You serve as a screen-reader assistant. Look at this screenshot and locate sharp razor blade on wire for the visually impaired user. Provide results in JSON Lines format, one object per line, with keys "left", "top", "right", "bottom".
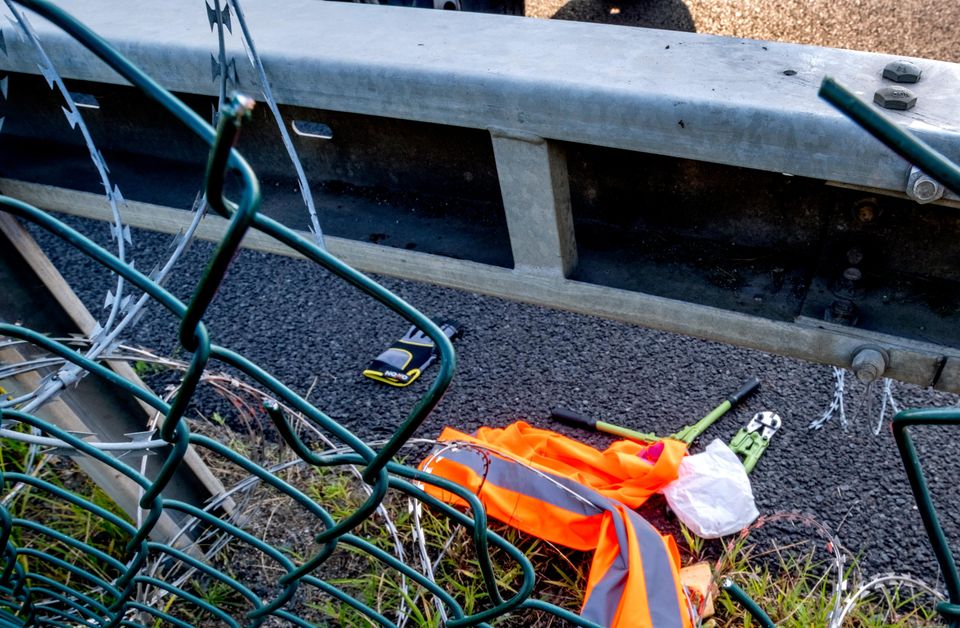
{"left": 5, "top": 426, "right": 166, "bottom": 459}
{"left": 809, "top": 366, "right": 847, "bottom": 430}
{"left": 206, "top": 0, "right": 232, "bottom": 32}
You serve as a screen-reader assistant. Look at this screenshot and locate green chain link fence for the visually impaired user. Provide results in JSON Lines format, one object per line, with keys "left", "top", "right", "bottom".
{"left": 0, "top": 2, "right": 605, "bottom": 625}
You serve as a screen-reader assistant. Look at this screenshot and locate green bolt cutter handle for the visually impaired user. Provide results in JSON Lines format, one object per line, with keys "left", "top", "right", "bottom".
{"left": 673, "top": 377, "right": 761, "bottom": 444}
{"left": 551, "top": 377, "right": 760, "bottom": 445}
{"left": 729, "top": 411, "right": 781, "bottom": 473}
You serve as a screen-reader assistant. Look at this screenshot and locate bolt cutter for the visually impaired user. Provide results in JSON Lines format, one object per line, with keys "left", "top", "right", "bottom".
{"left": 728, "top": 411, "right": 781, "bottom": 473}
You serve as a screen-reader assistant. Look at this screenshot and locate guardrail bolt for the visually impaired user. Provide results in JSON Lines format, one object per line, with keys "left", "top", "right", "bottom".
{"left": 874, "top": 86, "right": 917, "bottom": 110}
{"left": 851, "top": 346, "right": 889, "bottom": 383}
{"left": 827, "top": 298, "right": 858, "bottom": 325}
{"left": 854, "top": 198, "right": 878, "bottom": 223}
{"left": 846, "top": 247, "right": 864, "bottom": 265}
{"left": 906, "top": 166, "right": 944, "bottom": 204}
{"left": 882, "top": 60, "right": 922, "bottom": 83}
{"left": 834, "top": 266, "right": 864, "bottom": 299}
{"left": 842, "top": 266, "right": 861, "bottom": 283}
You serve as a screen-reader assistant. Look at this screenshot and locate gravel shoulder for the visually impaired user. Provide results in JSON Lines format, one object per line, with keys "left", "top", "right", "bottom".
{"left": 528, "top": 0, "right": 960, "bottom": 63}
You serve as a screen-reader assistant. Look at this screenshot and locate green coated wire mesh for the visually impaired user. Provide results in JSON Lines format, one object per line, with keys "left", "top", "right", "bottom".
{"left": 2, "top": 3, "right": 960, "bottom": 627}
{"left": 0, "top": 2, "right": 602, "bottom": 625}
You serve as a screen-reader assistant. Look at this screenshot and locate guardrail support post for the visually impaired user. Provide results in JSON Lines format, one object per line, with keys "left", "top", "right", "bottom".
{"left": 490, "top": 129, "right": 577, "bottom": 277}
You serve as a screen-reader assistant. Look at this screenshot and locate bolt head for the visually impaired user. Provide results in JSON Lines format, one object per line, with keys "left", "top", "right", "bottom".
{"left": 827, "top": 299, "right": 858, "bottom": 325}
{"left": 854, "top": 362, "right": 881, "bottom": 383}
{"left": 914, "top": 178, "right": 939, "bottom": 201}
{"left": 852, "top": 347, "right": 888, "bottom": 383}
{"left": 874, "top": 86, "right": 917, "bottom": 110}
{"left": 906, "top": 167, "right": 944, "bottom": 204}
{"left": 842, "top": 267, "right": 862, "bottom": 282}
{"left": 882, "top": 60, "right": 922, "bottom": 83}
{"left": 854, "top": 199, "right": 878, "bottom": 222}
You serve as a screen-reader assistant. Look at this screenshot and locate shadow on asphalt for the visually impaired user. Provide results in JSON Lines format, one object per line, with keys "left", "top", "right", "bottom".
{"left": 552, "top": 0, "right": 695, "bottom": 31}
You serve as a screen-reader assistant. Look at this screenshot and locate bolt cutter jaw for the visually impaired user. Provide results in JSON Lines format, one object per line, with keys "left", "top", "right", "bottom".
{"left": 746, "top": 411, "right": 781, "bottom": 440}
{"left": 730, "top": 411, "right": 782, "bottom": 473}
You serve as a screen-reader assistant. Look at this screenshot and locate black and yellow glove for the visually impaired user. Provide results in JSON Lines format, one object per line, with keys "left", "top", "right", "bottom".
{"left": 363, "top": 321, "right": 460, "bottom": 387}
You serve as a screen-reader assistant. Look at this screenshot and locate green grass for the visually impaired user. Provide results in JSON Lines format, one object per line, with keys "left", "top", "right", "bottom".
{"left": 0, "top": 425, "right": 132, "bottom": 610}
{"left": 132, "top": 359, "right": 164, "bottom": 378}
{"left": 289, "top": 464, "right": 589, "bottom": 626}
{"left": 1, "top": 423, "right": 948, "bottom": 626}
{"left": 0, "top": 356, "right": 949, "bottom": 626}
{"left": 713, "top": 525, "right": 942, "bottom": 628}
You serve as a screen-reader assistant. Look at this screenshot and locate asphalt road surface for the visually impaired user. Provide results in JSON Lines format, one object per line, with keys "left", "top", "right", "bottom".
{"left": 28, "top": 214, "right": 960, "bottom": 589}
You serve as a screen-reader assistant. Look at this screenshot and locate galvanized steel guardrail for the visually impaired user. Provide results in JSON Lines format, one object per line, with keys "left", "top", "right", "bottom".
{"left": 0, "top": 0, "right": 960, "bottom": 391}
{"left": 3, "top": 1, "right": 960, "bottom": 391}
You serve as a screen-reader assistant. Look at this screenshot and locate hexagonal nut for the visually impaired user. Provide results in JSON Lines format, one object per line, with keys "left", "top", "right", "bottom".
{"left": 852, "top": 347, "right": 887, "bottom": 383}
{"left": 882, "top": 60, "right": 922, "bottom": 83}
{"left": 874, "top": 86, "right": 917, "bottom": 110}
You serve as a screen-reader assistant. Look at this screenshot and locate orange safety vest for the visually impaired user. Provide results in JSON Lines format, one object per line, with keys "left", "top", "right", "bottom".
{"left": 419, "top": 421, "right": 691, "bottom": 628}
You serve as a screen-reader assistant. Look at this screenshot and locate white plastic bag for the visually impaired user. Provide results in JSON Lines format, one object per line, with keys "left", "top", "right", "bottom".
{"left": 662, "top": 439, "right": 759, "bottom": 539}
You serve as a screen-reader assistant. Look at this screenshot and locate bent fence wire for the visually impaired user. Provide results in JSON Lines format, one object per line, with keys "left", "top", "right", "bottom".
{"left": 0, "top": 1, "right": 601, "bottom": 625}
{"left": 1, "top": 2, "right": 959, "bottom": 626}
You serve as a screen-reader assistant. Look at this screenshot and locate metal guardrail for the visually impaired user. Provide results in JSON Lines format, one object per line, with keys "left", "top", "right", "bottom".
{"left": 6, "top": 0, "right": 960, "bottom": 195}
{"left": 3, "top": 1, "right": 960, "bottom": 391}
{"left": 0, "top": 2, "right": 600, "bottom": 625}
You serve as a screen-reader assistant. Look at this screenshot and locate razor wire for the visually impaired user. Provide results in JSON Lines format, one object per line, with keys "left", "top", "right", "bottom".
{"left": 874, "top": 378, "right": 900, "bottom": 436}
{"left": 720, "top": 511, "right": 850, "bottom": 625}
{"left": 0, "top": 1, "right": 601, "bottom": 625}
{"left": 206, "top": 0, "right": 327, "bottom": 249}
{"left": 809, "top": 365, "right": 901, "bottom": 435}
{"left": 1, "top": 0, "right": 129, "bottom": 484}
{"left": 809, "top": 366, "right": 847, "bottom": 430}
{"left": 0, "top": 0, "right": 225, "bottom": 533}
{"left": 719, "top": 510, "right": 950, "bottom": 627}
{"left": 0, "top": 0, "right": 217, "bottom": 471}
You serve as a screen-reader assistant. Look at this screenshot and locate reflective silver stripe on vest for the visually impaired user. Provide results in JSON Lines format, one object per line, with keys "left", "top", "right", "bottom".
{"left": 581, "top": 507, "right": 684, "bottom": 627}
{"left": 437, "top": 446, "right": 685, "bottom": 627}
{"left": 440, "top": 447, "right": 605, "bottom": 517}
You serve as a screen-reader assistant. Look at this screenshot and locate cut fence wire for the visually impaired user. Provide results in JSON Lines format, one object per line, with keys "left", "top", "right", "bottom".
{"left": 0, "top": 1, "right": 595, "bottom": 625}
